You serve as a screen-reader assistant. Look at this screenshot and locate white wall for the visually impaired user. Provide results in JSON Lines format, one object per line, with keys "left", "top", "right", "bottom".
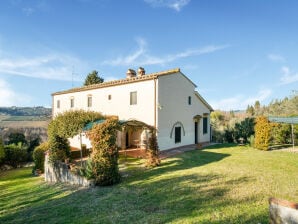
{"left": 52, "top": 73, "right": 211, "bottom": 151}
{"left": 53, "top": 80, "right": 155, "bottom": 126}
{"left": 157, "top": 72, "right": 211, "bottom": 150}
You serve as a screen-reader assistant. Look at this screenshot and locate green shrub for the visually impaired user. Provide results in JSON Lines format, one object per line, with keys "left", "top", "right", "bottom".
{"left": 87, "top": 118, "right": 121, "bottom": 186}
{"left": 48, "top": 135, "right": 70, "bottom": 163}
{"left": 78, "top": 158, "right": 94, "bottom": 179}
{"left": 32, "top": 142, "right": 49, "bottom": 173}
{"left": 4, "top": 143, "right": 28, "bottom": 168}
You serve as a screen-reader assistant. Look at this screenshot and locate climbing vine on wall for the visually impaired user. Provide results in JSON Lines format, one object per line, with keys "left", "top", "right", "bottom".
{"left": 47, "top": 110, "right": 104, "bottom": 163}
{"left": 48, "top": 110, "right": 105, "bottom": 139}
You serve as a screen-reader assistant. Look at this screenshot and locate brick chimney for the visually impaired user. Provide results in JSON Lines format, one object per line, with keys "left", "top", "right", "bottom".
{"left": 137, "top": 67, "right": 145, "bottom": 77}
{"left": 126, "top": 69, "right": 136, "bottom": 78}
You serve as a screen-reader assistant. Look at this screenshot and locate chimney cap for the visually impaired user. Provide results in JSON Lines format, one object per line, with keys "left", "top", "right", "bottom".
{"left": 137, "top": 67, "right": 145, "bottom": 76}
{"left": 126, "top": 68, "right": 136, "bottom": 78}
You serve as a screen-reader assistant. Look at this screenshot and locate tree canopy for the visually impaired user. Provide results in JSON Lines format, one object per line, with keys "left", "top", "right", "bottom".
{"left": 84, "top": 70, "right": 104, "bottom": 86}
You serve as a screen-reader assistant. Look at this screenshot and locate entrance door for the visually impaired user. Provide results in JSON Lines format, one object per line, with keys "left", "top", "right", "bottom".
{"left": 194, "top": 122, "right": 198, "bottom": 144}
{"left": 126, "top": 132, "right": 129, "bottom": 148}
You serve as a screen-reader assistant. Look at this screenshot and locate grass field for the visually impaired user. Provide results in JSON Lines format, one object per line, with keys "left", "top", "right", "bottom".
{"left": 0, "top": 115, "right": 50, "bottom": 128}
{"left": 1, "top": 144, "right": 297, "bottom": 223}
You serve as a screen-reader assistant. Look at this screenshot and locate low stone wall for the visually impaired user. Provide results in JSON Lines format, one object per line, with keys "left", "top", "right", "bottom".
{"left": 44, "top": 154, "right": 95, "bottom": 188}
{"left": 269, "top": 197, "right": 298, "bottom": 224}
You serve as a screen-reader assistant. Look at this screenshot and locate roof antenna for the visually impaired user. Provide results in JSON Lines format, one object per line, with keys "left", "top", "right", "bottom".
{"left": 72, "top": 66, "right": 79, "bottom": 87}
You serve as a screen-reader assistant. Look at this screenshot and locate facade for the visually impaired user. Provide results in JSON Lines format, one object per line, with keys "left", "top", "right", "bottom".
{"left": 52, "top": 68, "right": 213, "bottom": 151}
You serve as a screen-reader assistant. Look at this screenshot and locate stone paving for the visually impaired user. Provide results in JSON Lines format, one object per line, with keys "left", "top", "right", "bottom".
{"left": 119, "top": 143, "right": 212, "bottom": 160}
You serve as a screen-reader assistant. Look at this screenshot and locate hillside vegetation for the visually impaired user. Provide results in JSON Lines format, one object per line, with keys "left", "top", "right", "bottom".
{"left": 211, "top": 94, "right": 298, "bottom": 144}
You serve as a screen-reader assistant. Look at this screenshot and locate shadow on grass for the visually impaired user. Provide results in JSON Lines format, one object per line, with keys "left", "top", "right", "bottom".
{"left": 0, "top": 150, "right": 268, "bottom": 224}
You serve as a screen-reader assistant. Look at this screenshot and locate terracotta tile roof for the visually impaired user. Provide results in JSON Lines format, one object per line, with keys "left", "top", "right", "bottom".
{"left": 52, "top": 68, "right": 181, "bottom": 96}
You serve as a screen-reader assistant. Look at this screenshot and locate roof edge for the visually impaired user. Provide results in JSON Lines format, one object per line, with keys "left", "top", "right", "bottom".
{"left": 52, "top": 68, "right": 181, "bottom": 96}
{"left": 194, "top": 91, "right": 214, "bottom": 112}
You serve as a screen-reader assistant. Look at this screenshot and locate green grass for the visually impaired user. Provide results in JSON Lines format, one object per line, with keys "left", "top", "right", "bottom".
{"left": 1, "top": 144, "right": 298, "bottom": 223}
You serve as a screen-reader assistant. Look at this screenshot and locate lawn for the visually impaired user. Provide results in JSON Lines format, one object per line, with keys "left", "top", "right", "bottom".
{"left": 1, "top": 144, "right": 297, "bottom": 223}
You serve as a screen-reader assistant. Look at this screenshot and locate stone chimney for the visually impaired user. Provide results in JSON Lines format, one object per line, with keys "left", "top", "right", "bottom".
{"left": 126, "top": 69, "right": 136, "bottom": 78}
{"left": 137, "top": 67, "right": 145, "bottom": 77}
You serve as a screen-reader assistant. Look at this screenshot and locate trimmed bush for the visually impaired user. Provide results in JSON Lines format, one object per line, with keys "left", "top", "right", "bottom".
{"left": 48, "top": 135, "right": 70, "bottom": 163}
{"left": 87, "top": 118, "right": 121, "bottom": 186}
{"left": 4, "top": 143, "right": 28, "bottom": 168}
{"left": 33, "top": 142, "right": 49, "bottom": 173}
{"left": 254, "top": 116, "right": 271, "bottom": 150}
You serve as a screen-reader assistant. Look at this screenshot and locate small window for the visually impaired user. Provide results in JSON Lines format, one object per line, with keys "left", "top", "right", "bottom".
{"left": 188, "top": 96, "right": 191, "bottom": 105}
{"left": 70, "top": 98, "right": 74, "bottom": 108}
{"left": 57, "top": 100, "right": 60, "bottom": 109}
{"left": 175, "top": 126, "right": 181, "bottom": 143}
{"left": 130, "top": 91, "right": 137, "bottom": 105}
{"left": 87, "top": 95, "right": 92, "bottom": 107}
{"left": 108, "top": 95, "right": 112, "bottom": 100}
{"left": 203, "top": 117, "right": 208, "bottom": 134}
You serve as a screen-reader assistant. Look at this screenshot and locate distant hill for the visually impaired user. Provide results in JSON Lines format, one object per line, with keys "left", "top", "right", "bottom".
{"left": 0, "top": 106, "right": 51, "bottom": 117}
{"left": 0, "top": 107, "right": 51, "bottom": 143}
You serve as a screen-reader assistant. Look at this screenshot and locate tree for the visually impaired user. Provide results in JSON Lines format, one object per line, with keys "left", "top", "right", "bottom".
{"left": 254, "top": 101, "right": 261, "bottom": 115}
{"left": 146, "top": 130, "right": 160, "bottom": 167}
{"left": 246, "top": 105, "right": 255, "bottom": 116}
{"left": 233, "top": 117, "right": 255, "bottom": 143}
{"left": 4, "top": 143, "right": 28, "bottom": 168}
{"left": 254, "top": 116, "right": 271, "bottom": 150}
{"left": 84, "top": 70, "right": 104, "bottom": 86}
{"left": 8, "top": 132, "right": 27, "bottom": 145}
{"left": 0, "top": 138, "right": 5, "bottom": 164}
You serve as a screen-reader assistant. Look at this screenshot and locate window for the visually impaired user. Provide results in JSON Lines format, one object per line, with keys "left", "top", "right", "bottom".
{"left": 57, "top": 100, "right": 60, "bottom": 109}
{"left": 188, "top": 96, "right": 192, "bottom": 105}
{"left": 108, "top": 94, "right": 112, "bottom": 100}
{"left": 130, "top": 91, "right": 137, "bottom": 105}
{"left": 203, "top": 117, "right": 208, "bottom": 134}
{"left": 87, "top": 95, "right": 92, "bottom": 107}
{"left": 70, "top": 98, "right": 74, "bottom": 108}
{"left": 175, "top": 126, "right": 181, "bottom": 143}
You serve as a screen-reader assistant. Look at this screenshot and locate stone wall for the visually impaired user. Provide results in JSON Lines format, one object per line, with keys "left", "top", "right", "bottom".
{"left": 44, "top": 153, "right": 94, "bottom": 188}
{"left": 269, "top": 197, "right": 298, "bottom": 224}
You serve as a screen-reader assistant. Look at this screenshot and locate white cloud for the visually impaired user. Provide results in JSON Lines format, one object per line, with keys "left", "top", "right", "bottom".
{"left": 268, "top": 53, "right": 285, "bottom": 62}
{"left": 9, "top": 0, "right": 49, "bottom": 16}
{"left": 103, "top": 38, "right": 229, "bottom": 66}
{"left": 280, "top": 66, "right": 298, "bottom": 85}
{"left": 211, "top": 89, "right": 272, "bottom": 111}
{"left": 22, "top": 7, "right": 35, "bottom": 16}
{"left": 0, "top": 52, "right": 87, "bottom": 81}
{"left": 0, "top": 79, "right": 31, "bottom": 106}
{"left": 144, "top": 0, "right": 191, "bottom": 12}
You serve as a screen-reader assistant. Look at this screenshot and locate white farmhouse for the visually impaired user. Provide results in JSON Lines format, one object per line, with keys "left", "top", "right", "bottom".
{"left": 52, "top": 68, "right": 213, "bottom": 151}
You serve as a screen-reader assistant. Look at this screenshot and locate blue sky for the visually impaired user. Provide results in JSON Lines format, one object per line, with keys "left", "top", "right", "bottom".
{"left": 0, "top": 0, "right": 297, "bottom": 110}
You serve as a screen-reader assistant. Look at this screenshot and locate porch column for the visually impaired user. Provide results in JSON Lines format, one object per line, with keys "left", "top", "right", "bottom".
{"left": 121, "top": 126, "right": 126, "bottom": 150}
